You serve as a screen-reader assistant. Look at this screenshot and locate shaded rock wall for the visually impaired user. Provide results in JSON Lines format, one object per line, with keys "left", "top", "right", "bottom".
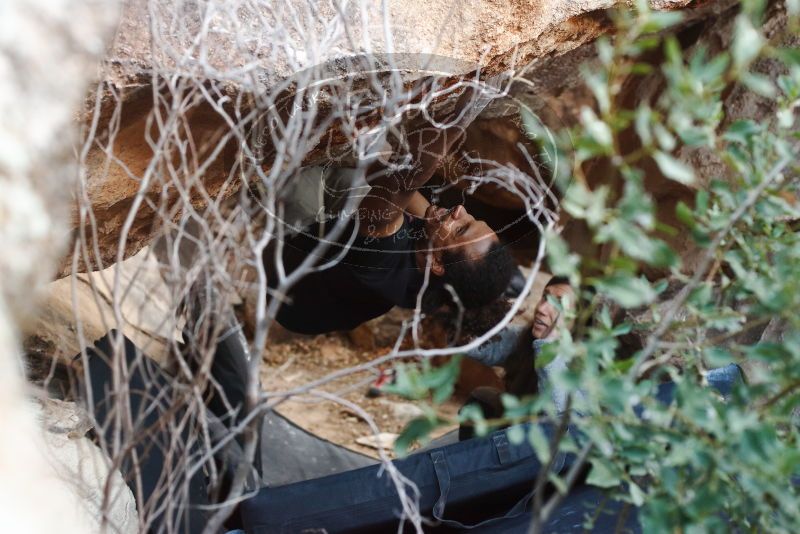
{"left": 67, "top": 0, "right": 742, "bottom": 277}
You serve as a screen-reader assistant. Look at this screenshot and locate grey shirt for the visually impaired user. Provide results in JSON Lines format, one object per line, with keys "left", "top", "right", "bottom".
{"left": 465, "top": 325, "right": 527, "bottom": 368}
{"left": 465, "top": 326, "right": 583, "bottom": 414}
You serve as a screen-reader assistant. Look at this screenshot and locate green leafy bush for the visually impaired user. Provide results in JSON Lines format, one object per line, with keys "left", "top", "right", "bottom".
{"left": 392, "top": 0, "right": 800, "bottom": 530}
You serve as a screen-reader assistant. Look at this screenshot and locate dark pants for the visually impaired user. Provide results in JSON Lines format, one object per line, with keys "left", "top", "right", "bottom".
{"left": 181, "top": 323, "right": 262, "bottom": 471}
{"left": 198, "top": 327, "right": 251, "bottom": 426}
{"left": 83, "top": 332, "right": 211, "bottom": 533}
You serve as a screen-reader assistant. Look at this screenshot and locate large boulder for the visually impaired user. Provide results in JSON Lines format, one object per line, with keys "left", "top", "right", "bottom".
{"left": 25, "top": 247, "right": 179, "bottom": 370}
{"left": 1, "top": 0, "right": 118, "bottom": 532}
{"left": 39, "top": 399, "right": 138, "bottom": 534}
{"left": 66, "top": 0, "right": 736, "bottom": 277}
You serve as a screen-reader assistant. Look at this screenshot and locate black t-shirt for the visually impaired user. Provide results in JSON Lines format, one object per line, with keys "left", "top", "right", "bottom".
{"left": 268, "top": 217, "right": 425, "bottom": 334}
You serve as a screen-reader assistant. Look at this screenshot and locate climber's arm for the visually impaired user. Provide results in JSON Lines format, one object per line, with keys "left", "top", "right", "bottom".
{"left": 405, "top": 191, "right": 431, "bottom": 219}
{"left": 464, "top": 325, "right": 527, "bottom": 367}
{"left": 355, "top": 86, "right": 476, "bottom": 237}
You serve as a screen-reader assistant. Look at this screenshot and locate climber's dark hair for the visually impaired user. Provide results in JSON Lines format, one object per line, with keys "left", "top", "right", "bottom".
{"left": 421, "top": 240, "right": 516, "bottom": 312}
{"left": 445, "top": 240, "right": 516, "bottom": 308}
{"left": 545, "top": 275, "right": 571, "bottom": 289}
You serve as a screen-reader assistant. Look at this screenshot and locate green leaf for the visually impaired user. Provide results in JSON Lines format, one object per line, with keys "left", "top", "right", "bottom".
{"left": 545, "top": 231, "right": 581, "bottom": 284}
{"left": 562, "top": 183, "right": 609, "bottom": 227}
{"left": 587, "top": 459, "right": 621, "bottom": 488}
{"left": 500, "top": 394, "right": 520, "bottom": 410}
{"left": 710, "top": 179, "right": 736, "bottom": 208}
{"left": 731, "top": 15, "right": 764, "bottom": 69}
{"left": 534, "top": 342, "right": 558, "bottom": 369}
{"left": 458, "top": 404, "right": 488, "bottom": 437}
{"left": 778, "top": 108, "right": 796, "bottom": 129}
{"left": 704, "top": 347, "right": 734, "bottom": 367}
{"left": 664, "top": 36, "right": 683, "bottom": 65}
{"left": 627, "top": 37, "right": 662, "bottom": 56}
{"left": 699, "top": 53, "right": 731, "bottom": 83}
{"left": 528, "top": 425, "right": 552, "bottom": 463}
{"left": 653, "top": 151, "right": 695, "bottom": 185}
{"left": 653, "top": 123, "right": 676, "bottom": 151}
{"left": 507, "top": 425, "right": 525, "bottom": 445}
{"left": 381, "top": 364, "right": 424, "bottom": 400}
{"left": 613, "top": 358, "right": 635, "bottom": 373}
{"left": 687, "top": 283, "right": 712, "bottom": 307}
{"left": 745, "top": 342, "right": 791, "bottom": 362}
{"left": 584, "top": 68, "right": 610, "bottom": 114}
{"left": 427, "top": 356, "right": 462, "bottom": 404}
{"left": 381, "top": 356, "right": 461, "bottom": 404}
{"left": 724, "top": 119, "right": 761, "bottom": 144}
{"left": 642, "top": 11, "right": 684, "bottom": 33}
{"left": 394, "top": 415, "right": 442, "bottom": 456}
{"left": 629, "top": 481, "right": 646, "bottom": 506}
{"left": 611, "top": 322, "right": 633, "bottom": 336}
{"left": 520, "top": 105, "right": 547, "bottom": 142}
{"left": 635, "top": 106, "right": 653, "bottom": 147}
{"left": 777, "top": 72, "right": 799, "bottom": 99}
{"left": 597, "top": 37, "right": 614, "bottom": 66}
{"left": 696, "top": 190, "right": 709, "bottom": 213}
{"left": 775, "top": 47, "right": 800, "bottom": 67}
{"left": 580, "top": 107, "right": 614, "bottom": 149}
{"left": 741, "top": 72, "right": 776, "bottom": 97}
{"left": 617, "top": 180, "right": 653, "bottom": 226}
{"left": 676, "top": 201, "right": 695, "bottom": 227}
{"left": 598, "top": 219, "right": 678, "bottom": 268}
{"left": 594, "top": 274, "right": 657, "bottom": 308}
{"left": 630, "top": 62, "right": 655, "bottom": 75}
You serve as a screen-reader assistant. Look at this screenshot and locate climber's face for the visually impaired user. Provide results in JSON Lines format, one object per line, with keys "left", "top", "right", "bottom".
{"left": 419, "top": 204, "right": 497, "bottom": 276}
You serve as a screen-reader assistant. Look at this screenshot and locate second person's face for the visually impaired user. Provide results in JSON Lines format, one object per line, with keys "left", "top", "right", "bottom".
{"left": 532, "top": 283, "right": 574, "bottom": 340}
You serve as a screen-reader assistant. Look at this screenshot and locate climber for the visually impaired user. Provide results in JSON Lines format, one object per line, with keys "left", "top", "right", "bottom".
{"left": 266, "top": 83, "right": 517, "bottom": 335}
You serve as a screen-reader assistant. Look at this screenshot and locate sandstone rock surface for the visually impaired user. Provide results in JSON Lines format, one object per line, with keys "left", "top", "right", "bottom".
{"left": 39, "top": 399, "right": 139, "bottom": 534}
{"left": 26, "top": 247, "right": 179, "bottom": 369}
{"left": 1, "top": 0, "right": 118, "bottom": 532}
{"left": 70, "top": 0, "right": 736, "bottom": 277}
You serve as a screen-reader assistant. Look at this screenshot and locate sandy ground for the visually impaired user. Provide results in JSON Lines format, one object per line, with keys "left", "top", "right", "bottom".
{"left": 261, "top": 309, "right": 466, "bottom": 458}
{"left": 260, "top": 271, "right": 549, "bottom": 459}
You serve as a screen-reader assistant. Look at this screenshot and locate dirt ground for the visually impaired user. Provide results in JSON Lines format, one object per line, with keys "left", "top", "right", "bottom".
{"left": 260, "top": 272, "right": 548, "bottom": 459}
{"left": 261, "top": 308, "right": 471, "bottom": 458}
